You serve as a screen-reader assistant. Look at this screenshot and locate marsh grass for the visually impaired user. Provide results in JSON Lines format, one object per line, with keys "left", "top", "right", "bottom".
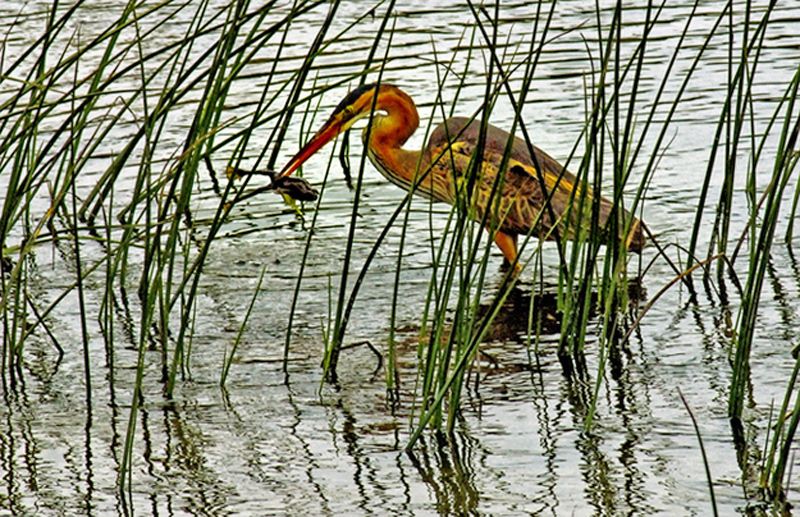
{"left": 1, "top": 0, "right": 798, "bottom": 511}
{"left": 679, "top": 387, "right": 720, "bottom": 517}
{"left": 0, "top": 0, "right": 360, "bottom": 494}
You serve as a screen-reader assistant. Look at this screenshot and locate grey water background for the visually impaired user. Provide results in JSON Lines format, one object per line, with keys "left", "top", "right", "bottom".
{"left": 1, "top": 1, "right": 799, "bottom": 515}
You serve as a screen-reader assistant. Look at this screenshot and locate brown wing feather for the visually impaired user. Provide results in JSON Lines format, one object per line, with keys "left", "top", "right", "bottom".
{"left": 425, "top": 117, "right": 646, "bottom": 251}
{"left": 427, "top": 117, "right": 570, "bottom": 181}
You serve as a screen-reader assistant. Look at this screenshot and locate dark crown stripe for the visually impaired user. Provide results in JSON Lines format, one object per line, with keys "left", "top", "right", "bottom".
{"left": 334, "top": 83, "right": 379, "bottom": 113}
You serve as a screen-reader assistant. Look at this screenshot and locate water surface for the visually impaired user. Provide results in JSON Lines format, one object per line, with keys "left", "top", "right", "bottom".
{"left": 1, "top": 1, "right": 799, "bottom": 515}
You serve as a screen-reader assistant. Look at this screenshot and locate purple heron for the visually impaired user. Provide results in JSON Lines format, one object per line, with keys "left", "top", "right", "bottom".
{"left": 277, "top": 83, "right": 645, "bottom": 269}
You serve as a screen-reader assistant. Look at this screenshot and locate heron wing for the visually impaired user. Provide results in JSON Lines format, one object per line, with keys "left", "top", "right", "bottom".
{"left": 426, "top": 118, "right": 645, "bottom": 249}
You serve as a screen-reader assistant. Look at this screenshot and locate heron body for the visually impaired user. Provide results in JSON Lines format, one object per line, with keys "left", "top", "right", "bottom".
{"left": 278, "top": 83, "right": 645, "bottom": 269}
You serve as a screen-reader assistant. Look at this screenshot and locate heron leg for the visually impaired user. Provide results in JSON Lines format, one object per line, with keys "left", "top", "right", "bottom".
{"left": 493, "top": 231, "right": 521, "bottom": 275}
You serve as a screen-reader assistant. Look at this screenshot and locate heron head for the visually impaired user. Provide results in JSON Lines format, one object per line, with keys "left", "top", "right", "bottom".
{"left": 278, "top": 83, "right": 399, "bottom": 177}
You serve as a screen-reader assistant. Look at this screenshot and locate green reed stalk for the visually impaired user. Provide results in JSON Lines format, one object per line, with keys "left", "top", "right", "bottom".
{"left": 764, "top": 348, "right": 800, "bottom": 504}
{"left": 437, "top": 0, "right": 503, "bottom": 430}
{"left": 410, "top": 28, "right": 477, "bottom": 411}
{"left": 731, "top": 71, "right": 799, "bottom": 267}
{"left": 0, "top": 1, "right": 78, "bottom": 382}
{"left": 729, "top": 67, "right": 800, "bottom": 422}
{"left": 585, "top": 0, "right": 624, "bottom": 426}
{"left": 166, "top": 7, "right": 391, "bottom": 380}
{"left": 586, "top": 0, "right": 666, "bottom": 427}
{"left": 408, "top": 0, "right": 561, "bottom": 438}
{"left": 221, "top": 264, "right": 267, "bottom": 387}
{"left": 678, "top": 389, "right": 719, "bottom": 517}
{"left": 411, "top": 39, "right": 481, "bottom": 420}
{"left": 283, "top": 89, "right": 336, "bottom": 377}
{"left": 118, "top": 0, "right": 332, "bottom": 488}
{"left": 786, "top": 158, "right": 800, "bottom": 242}
{"left": 162, "top": 0, "right": 339, "bottom": 394}
{"left": 709, "top": 0, "right": 773, "bottom": 283}
{"left": 162, "top": 0, "right": 255, "bottom": 394}
{"left": 277, "top": 9, "right": 392, "bottom": 376}
{"left": 282, "top": 74, "right": 326, "bottom": 375}
{"left": 0, "top": 0, "right": 351, "bottom": 496}
{"left": 68, "top": 58, "right": 93, "bottom": 405}
{"left": 365, "top": 1, "right": 404, "bottom": 395}
{"left": 81, "top": 0, "right": 294, "bottom": 223}
{"left": 686, "top": 1, "right": 775, "bottom": 284}
{"left": 558, "top": 0, "right": 616, "bottom": 365}
{"left": 100, "top": 184, "right": 115, "bottom": 371}
{"left": 324, "top": 3, "right": 394, "bottom": 381}
{"left": 121, "top": 0, "right": 258, "bottom": 485}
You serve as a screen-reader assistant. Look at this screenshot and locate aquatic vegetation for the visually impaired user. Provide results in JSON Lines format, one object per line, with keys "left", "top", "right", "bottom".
{"left": 0, "top": 0, "right": 798, "bottom": 514}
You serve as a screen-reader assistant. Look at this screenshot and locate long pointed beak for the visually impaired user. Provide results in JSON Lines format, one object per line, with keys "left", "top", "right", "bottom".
{"left": 278, "top": 118, "right": 344, "bottom": 178}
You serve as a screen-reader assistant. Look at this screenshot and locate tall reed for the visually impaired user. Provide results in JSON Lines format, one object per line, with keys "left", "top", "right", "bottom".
{"left": 0, "top": 0, "right": 362, "bottom": 494}
{"left": 2, "top": 1, "right": 799, "bottom": 512}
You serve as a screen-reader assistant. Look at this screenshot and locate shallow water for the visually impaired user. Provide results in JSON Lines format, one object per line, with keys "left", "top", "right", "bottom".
{"left": 2, "top": 1, "right": 800, "bottom": 515}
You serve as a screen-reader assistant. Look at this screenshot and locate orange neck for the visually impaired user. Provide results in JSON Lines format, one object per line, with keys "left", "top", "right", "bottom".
{"left": 363, "top": 87, "right": 423, "bottom": 189}
{"left": 370, "top": 87, "right": 419, "bottom": 148}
